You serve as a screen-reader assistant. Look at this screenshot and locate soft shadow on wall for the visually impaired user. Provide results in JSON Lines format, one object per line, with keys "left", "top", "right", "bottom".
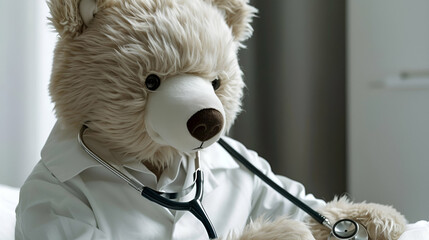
{"left": 231, "top": 0, "right": 347, "bottom": 200}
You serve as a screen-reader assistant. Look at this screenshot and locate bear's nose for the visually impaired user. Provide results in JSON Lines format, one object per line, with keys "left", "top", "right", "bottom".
{"left": 187, "top": 108, "right": 224, "bottom": 142}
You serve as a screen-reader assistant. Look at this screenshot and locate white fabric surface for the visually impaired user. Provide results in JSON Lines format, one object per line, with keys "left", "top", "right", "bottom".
{"left": 399, "top": 221, "right": 429, "bottom": 240}
{"left": 0, "top": 184, "right": 19, "bottom": 240}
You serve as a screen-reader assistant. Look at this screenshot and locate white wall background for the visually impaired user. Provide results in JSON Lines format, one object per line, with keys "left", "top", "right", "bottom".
{"left": 0, "top": 1, "right": 56, "bottom": 187}
{"left": 348, "top": 0, "right": 429, "bottom": 222}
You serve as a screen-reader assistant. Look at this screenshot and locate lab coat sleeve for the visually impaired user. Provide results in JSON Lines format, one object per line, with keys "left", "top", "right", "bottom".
{"left": 247, "top": 154, "right": 326, "bottom": 222}
{"left": 15, "top": 162, "right": 108, "bottom": 240}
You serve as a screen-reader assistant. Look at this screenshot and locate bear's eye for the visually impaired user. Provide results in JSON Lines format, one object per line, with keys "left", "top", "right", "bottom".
{"left": 145, "top": 74, "right": 161, "bottom": 91}
{"left": 212, "top": 78, "right": 221, "bottom": 91}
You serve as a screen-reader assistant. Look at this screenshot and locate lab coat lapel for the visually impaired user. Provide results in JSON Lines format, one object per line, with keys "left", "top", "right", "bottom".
{"left": 200, "top": 140, "right": 240, "bottom": 196}
{"left": 113, "top": 164, "right": 177, "bottom": 221}
{"left": 173, "top": 141, "right": 239, "bottom": 222}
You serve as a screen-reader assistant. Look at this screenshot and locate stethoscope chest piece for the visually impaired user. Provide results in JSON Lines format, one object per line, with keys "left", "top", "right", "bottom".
{"left": 329, "top": 219, "right": 369, "bottom": 240}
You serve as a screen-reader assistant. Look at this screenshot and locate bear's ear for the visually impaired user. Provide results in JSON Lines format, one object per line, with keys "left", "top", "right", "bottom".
{"left": 207, "top": 0, "right": 258, "bottom": 42}
{"left": 47, "top": 0, "right": 107, "bottom": 39}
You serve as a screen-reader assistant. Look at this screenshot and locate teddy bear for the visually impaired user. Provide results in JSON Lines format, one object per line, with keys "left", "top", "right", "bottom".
{"left": 15, "top": 0, "right": 408, "bottom": 239}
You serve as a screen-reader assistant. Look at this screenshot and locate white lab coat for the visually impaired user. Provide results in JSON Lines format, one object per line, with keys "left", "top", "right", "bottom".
{"left": 15, "top": 123, "right": 324, "bottom": 240}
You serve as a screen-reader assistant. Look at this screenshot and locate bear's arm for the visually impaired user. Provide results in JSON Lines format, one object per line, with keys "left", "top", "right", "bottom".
{"left": 15, "top": 161, "right": 108, "bottom": 240}
{"left": 218, "top": 137, "right": 325, "bottom": 223}
{"left": 248, "top": 155, "right": 325, "bottom": 223}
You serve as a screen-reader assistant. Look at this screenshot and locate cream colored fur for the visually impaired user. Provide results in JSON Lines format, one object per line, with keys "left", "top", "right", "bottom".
{"left": 226, "top": 196, "right": 406, "bottom": 240}
{"left": 48, "top": 0, "right": 256, "bottom": 168}
{"left": 307, "top": 196, "right": 407, "bottom": 240}
{"left": 226, "top": 217, "right": 315, "bottom": 240}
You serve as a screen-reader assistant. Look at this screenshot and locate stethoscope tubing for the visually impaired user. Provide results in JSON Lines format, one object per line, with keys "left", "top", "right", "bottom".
{"left": 218, "top": 138, "right": 332, "bottom": 229}
{"left": 218, "top": 138, "right": 369, "bottom": 240}
{"left": 141, "top": 170, "right": 217, "bottom": 239}
{"left": 78, "top": 125, "right": 144, "bottom": 192}
{"left": 78, "top": 125, "right": 218, "bottom": 239}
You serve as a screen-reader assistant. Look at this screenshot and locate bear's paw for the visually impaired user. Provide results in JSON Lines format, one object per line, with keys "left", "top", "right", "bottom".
{"left": 226, "top": 216, "right": 315, "bottom": 240}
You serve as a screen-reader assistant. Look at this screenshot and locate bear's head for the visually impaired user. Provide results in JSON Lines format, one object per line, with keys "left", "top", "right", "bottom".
{"left": 48, "top": 0, "right": 256, "bottom": 170}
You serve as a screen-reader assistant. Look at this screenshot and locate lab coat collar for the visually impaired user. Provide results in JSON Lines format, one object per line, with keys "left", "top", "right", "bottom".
{"left": 41, "top": 122, "right": 239, "bottom": 185}
{"left": 41, "top": 122, "right": 102, "bottom": 182}
{"left": 122, "top": 155, "right": 184, "bottom": 191}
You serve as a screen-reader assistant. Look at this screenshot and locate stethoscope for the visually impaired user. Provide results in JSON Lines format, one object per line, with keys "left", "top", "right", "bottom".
{"left": 78, "top": 125, "right": 369, "bottom": 240}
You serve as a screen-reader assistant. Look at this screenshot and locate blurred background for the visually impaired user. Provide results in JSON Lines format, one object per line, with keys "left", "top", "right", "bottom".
{"left": 1, "top": 0, "right": 428, "bottom": 222}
